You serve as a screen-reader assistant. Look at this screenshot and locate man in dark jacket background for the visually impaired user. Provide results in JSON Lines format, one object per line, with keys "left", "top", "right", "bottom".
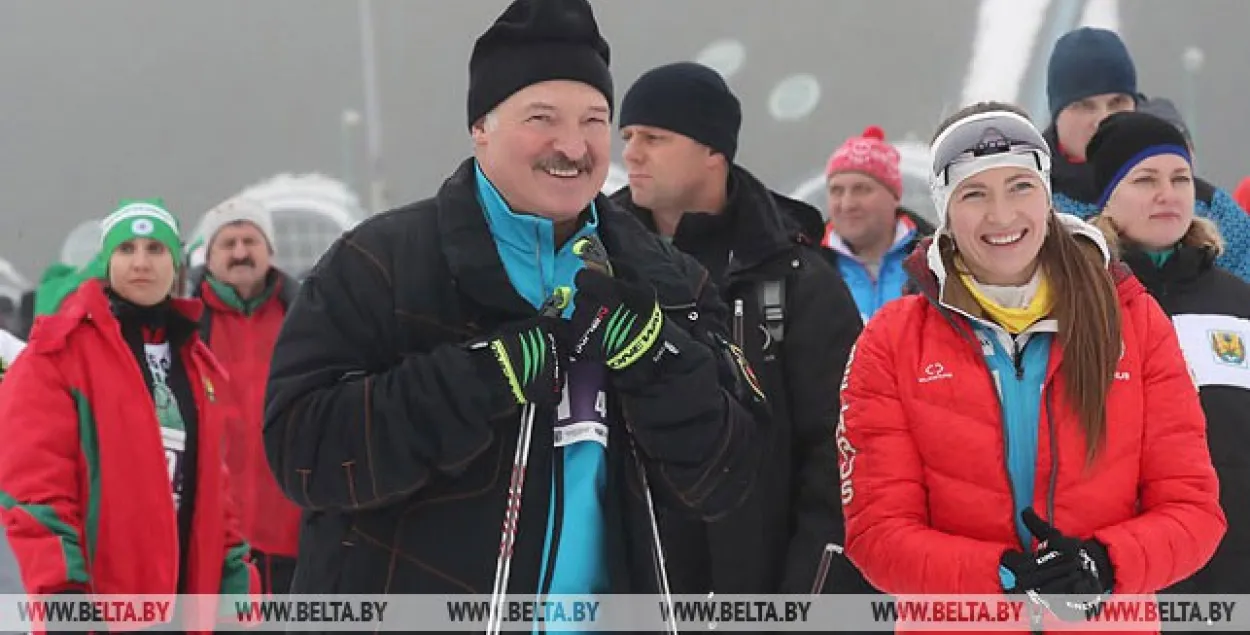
{"left": 263, "top": 0, "right": 764, "bottom": 617}
{"left": 609, "top": 61, "right": 871, "bottom": 598}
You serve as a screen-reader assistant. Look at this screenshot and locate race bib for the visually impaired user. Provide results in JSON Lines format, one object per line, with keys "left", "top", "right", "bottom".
{"left": 162, "top": 427, "right": 186, "bottom": 510}
{"left": 554, "top": 359, "right": 609, "bottom": 449}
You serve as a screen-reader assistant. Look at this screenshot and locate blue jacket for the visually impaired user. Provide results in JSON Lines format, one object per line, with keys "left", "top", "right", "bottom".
{"left": 475, "top": 163, "right": 608, "bottom": 596}
{"left": 822, "top": 214, "right": 925, "bottom": 322}
{"left": 961, "top": 304, "right": 1057, "bottom": 591}
{"left": 976, "top": 324, "right": 1054, "bottom": 551}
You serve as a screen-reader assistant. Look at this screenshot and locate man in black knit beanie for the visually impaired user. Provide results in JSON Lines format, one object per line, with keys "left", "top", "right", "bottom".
{"left": 611, "top": 61, "right": 871, "bottom": 602}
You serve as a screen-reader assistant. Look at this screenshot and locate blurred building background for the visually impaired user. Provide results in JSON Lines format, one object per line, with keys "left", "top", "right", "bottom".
{"left": 1, "top": 0, "right": 1246, "bottom": 295}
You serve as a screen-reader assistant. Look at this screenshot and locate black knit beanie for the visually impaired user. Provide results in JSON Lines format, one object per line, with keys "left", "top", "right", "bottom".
{"left": 1047, "top": 27, "right": 1138, "bottom": 120}
{"left": 467, "top": 0, "right": 613, "bottom": 128}
{"left": 1086, "top": 111, "right": 1192, "bottom": 209}
{"left": 619, "top": 62, "right": 742, "bottom": 162}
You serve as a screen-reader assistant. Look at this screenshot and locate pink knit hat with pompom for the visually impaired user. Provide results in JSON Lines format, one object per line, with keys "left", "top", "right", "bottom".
{"left": 825, "top": 125, "right": 902, "bottom": 199}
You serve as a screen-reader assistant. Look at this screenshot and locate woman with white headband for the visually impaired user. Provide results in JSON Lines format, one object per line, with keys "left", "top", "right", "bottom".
{"left": 0, "top": 200, "right": 258, "bottom": 630}
{"left": 1086, "top": 111, "right": 1250, "bottom": 601}
{"left": 836, "top": 102, "right": 1224, "bottom": 629}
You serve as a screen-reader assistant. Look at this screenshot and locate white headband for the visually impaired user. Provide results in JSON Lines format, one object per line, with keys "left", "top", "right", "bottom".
{"left": 928, "top": 110, "right": 1053, "bottom": 231}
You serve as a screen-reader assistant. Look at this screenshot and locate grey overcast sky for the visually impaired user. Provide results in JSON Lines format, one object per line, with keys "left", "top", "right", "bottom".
{"left": 1, "top": 0, "right": 1246, "bottom": 278}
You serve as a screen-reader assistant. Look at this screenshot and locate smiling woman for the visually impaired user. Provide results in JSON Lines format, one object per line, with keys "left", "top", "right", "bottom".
{"left": 835, "top": 101, "right": 1225, "bottom": 633}
{"left": 926, "top": 102, "right": 1124, "bottom": 460}
{"left": 944, "top": 165, "right": 1051, "bottom": 286}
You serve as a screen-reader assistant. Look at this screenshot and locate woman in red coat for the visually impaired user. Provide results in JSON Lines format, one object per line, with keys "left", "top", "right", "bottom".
{"left": 0, "top": 200, "right": 258, "bottom": 631}
{"left": 837, "top": 103, "right": 1225, "bottom": 634}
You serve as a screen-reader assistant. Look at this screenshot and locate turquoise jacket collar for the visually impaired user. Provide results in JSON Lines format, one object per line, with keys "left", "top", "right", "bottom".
{"left": 474, "top": 161, "right": 600, "bottom": 317}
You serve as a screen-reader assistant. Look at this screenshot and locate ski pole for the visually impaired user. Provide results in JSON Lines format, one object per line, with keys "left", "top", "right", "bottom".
{"left": 486, "top": 289, "right": 568, "bottom": 635}
{"left": 573, "top": 236, "right": 678, "bottom": 634}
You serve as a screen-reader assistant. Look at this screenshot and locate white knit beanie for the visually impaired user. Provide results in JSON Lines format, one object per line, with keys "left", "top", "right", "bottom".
{"left": 199, "top": 196, "right": 275, "bottom": 254}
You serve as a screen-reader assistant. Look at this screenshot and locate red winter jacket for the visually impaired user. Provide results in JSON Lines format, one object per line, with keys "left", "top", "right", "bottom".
{"left": 0, "top": 279, "right": 258, "bottom": 631}
{"left": 838, "top": 229, "right": 1225, "bottom": 635}
{"left": 196, "top": 273, "right": 302, "bottom": 559}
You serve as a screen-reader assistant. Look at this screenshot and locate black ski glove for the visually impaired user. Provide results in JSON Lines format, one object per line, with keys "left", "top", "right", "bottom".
{"left": 1000, "top": 508, "right": 1115, "bottom": 621}
{"left": 567, "top": 266, "right": 669, "bottom": 373}
{"left": 466, "top": 316, "right": 566, "bottom": 409}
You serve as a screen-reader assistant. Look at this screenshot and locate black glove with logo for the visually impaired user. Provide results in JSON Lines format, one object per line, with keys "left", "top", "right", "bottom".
{"left": 466, "top": 316, "right": 566, "bottom": 410}
{"left": 1000, "top": 508, "right": 1114, "bottom": 621}
{"left": 567, "top": 266, "right": 671, "bottom": 374}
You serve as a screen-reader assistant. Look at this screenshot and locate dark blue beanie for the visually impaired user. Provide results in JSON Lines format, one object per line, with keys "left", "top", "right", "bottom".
{"left": 1046, "top": 28, "right": 1137, "bottom": 120}
{"left": 619, "top": 62, "right": 742, "bottom": 161}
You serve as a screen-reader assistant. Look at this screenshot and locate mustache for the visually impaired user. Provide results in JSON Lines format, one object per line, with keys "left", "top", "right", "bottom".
{"left": 535, "top": 154, "right": 592, "bottom": 173}
{"left": 229, "top": 258, "right": 256, "bottom": 269}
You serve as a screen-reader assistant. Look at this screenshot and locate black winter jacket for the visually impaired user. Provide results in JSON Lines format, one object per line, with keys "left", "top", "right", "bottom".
{"left": 612, "top": 165, "right": 873, "bottom": 595}
{"left": 263, "top": 159, "right": 765, "bottom": 607}
{"left": 1122, "top": 242, "right": 1250, "bottom": 597}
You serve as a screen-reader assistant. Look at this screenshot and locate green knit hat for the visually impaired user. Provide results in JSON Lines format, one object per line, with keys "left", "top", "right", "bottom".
{"left": 99, "top": 198, "right": 184, "bottom": 268}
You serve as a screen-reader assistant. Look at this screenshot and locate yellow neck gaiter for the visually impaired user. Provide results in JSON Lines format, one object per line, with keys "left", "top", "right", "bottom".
{"left": 959, "top": 272, "right": 1054, "bottom": 334}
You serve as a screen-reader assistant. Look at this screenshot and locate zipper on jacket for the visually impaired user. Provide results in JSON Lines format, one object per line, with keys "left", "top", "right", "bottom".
{"left": 732, "top": 299, "right": 745, "bottom": 347}
{"left": 996, "top": 332, "right": 1035, "bottom": 552}
{"left": 810, "top": 543, "right": 839, "bottom": 594}
{"left": 1031, "top": 389, "right": 1052, "bottom": 635}
{"left": 1012, "top": 338, "right": 1025, "bottom": 380}
{"left": 928, "top": 289, "right": 1059, "bottom": 620}
{"left": 535, "top": 229, "right": 547, "bottom": 305}
{"left": 535, "top": 451, "right": 565, "bottom": 633}
{"left": 1045, "top": 389, "right": 1058, "bottom": 529}
{"left": 660, "top": 300, "right": 698, "bottom": 311}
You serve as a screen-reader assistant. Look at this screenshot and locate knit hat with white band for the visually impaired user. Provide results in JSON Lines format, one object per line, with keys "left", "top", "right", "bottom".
{"left": 100, "top": 198, "right": 184, "bottom": 267}
{"left": 929, "top": 110, "right": 1054, "bottom": 233}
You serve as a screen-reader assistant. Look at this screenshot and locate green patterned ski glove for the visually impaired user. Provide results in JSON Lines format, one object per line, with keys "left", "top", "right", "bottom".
{"left": 567, "top": 266, "right": 667, "bottom": 371}
{"left": 467, "top": 316, "right": 566, "bottom": 408}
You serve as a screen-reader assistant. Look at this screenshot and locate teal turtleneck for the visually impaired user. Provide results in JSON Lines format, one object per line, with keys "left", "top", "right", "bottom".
{"left": 1145, "top": 245, "right": 1178, "bottom": 268}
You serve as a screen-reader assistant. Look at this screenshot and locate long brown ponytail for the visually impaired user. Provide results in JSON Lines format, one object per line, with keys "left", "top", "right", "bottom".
{"left": 1037, "top": 215, "right": 1121, "bottom": 463}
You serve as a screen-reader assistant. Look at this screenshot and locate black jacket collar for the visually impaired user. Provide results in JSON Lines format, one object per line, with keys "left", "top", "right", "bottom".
{"left": 1122, "top": 243, "right": 1216, "bottom": 293}
{"left": 1044, "top": 125, "right": 1100, "bottom": 204}
{"left": 610, "top": 164, "right": 806, "bottom": 279}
